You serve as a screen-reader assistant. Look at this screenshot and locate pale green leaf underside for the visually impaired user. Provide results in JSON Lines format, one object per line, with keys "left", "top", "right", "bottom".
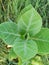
{"left": 33, "top": 28, "right": 49, "bottom": 54}
{"left": 17, "top": 4, "right": 42, "bottom": 36}
{"left": 13, "top": 38, "right": 38, "bottom": 62}
{"left": 0, "top": 22, "right": 20, "bottom": 45}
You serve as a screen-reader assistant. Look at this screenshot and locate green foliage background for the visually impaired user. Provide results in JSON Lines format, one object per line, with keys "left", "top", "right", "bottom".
{"left": 0, "top": 0, "right": 49, "bottom": 65}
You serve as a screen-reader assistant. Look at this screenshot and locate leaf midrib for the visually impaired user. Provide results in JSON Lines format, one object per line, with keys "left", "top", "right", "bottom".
{"left": 32, "top": 37, "right": 49, "bottom": 42}
{"left": 0, "top": 31, "right": 20, "bottom": 37}
{"left": 26, "top": 12, "right": 33, "bottom": 31}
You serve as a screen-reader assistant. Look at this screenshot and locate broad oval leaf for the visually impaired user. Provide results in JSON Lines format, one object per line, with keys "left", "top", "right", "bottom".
{"left": 17, "top": 4, "right": 42, "bottom": 36}
{"left": 13, "top": 38, "right": 38, "bottom": 62}
{"left": 32, "top": 28, "right": 49, "bottom": 54}
{"left": 0, "top": 22, "right": 20, "bottom": 45}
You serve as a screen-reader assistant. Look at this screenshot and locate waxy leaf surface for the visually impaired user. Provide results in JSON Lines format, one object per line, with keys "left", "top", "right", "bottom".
{"left": 17, "top": 5, "right": 42, "bottom": 36}
{"left": 13, "top": 38, "right": 38, "bottom": 62}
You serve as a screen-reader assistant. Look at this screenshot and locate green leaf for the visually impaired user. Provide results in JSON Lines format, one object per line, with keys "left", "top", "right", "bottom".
{"left": 13, "top": 38, "right": 38, "bottom": 62}
{"left": 32, "top": 28, "right": 49, "bottom": 54}
{"left": 17, "top": 4, "right": 42, "bottom": 36}
{"left": 20, "top": 4, "right": 32, "bottom": 15}
{"left": 0, "top": 22, "right": 20, "bottom": 45}
{"left": 8, "top": 48, "right": 17, "bottom": 60}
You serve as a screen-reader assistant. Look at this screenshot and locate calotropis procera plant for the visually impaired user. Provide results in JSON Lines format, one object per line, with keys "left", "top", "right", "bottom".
{"left": 0, "top": 4, "right": 49, "bottom": 65}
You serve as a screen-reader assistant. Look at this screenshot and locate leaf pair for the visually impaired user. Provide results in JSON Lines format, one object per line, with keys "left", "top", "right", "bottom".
{"left": 0, "top": 4, "right": 49, "bottom": 63}
{"left": 0, "top": 22, "right": 38, "bottom": 62}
